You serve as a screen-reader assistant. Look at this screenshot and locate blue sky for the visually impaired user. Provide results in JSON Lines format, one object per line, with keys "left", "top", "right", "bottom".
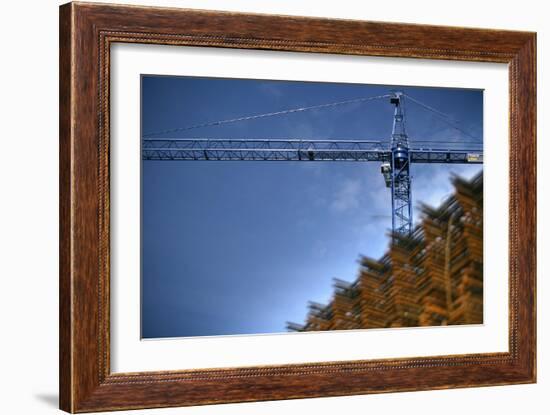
{"left": 141, "top": 75, "right": 483, "bottom": 338}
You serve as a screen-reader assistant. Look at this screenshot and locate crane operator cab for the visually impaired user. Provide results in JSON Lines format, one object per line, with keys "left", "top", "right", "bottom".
{"left": 381, "top": 162, "right": 392, "bottom": 188}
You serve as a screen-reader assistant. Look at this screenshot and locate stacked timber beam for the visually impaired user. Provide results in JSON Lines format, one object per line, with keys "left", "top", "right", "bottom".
{"left": 287, "top": 172, "right": 483, "bottom": 332}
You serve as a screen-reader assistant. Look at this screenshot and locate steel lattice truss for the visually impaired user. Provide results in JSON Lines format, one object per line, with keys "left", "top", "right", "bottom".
{"left": 142, "top": 138, "right": 483, "bottom": 164}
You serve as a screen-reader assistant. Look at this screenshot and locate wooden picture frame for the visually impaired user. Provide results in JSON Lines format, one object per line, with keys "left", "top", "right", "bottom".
{"left": 59, "top": 2, "right": 536, "bottom": 412}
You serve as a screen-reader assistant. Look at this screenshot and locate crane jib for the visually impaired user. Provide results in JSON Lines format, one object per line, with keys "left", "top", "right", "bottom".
{"left": 142, "top": 144, "right": 483, "bottom": 164}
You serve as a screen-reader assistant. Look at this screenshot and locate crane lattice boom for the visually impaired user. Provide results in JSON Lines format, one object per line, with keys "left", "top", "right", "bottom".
{"left": 142, "top": 138, "right": 482, "bottom": 164}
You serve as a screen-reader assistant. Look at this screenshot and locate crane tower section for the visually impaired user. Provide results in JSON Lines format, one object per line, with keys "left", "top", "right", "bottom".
{"left": 388, "top": 92, "right": 412, "bottom": 237}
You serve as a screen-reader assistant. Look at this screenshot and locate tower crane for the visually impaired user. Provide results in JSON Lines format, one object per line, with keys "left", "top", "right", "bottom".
{"left": 142, "top": 91, "right": 483, "bottom": 238}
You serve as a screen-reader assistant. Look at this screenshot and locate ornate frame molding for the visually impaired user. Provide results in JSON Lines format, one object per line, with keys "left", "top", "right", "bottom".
{"left": 60, "top": 2, "right": 536, "bottom": 412}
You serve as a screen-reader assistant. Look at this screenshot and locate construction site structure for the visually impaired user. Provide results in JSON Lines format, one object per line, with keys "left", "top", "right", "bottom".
{"left": 287, "top": 172, "right": 483, "bottom": 332}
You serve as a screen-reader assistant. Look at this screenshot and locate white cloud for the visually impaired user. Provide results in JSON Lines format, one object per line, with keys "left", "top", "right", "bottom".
{"left": 330, "top": 178, "right": 362, "bottom": 213}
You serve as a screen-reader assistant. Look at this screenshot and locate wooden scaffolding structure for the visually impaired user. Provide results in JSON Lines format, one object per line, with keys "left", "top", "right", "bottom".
{"left": 288, "top": 172, "right": 483, "bottom": 332}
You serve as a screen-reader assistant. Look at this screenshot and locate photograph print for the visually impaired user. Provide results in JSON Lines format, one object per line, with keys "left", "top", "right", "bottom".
{"left": 140, "top": 75, "right": 483, "bottom": 339}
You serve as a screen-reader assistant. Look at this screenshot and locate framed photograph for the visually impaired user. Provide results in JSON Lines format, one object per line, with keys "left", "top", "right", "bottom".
{"left": 59, "top": 2, "right": 536, "bottom": 412}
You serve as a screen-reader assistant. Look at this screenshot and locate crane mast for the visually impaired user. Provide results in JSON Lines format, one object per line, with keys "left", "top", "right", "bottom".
{"left": 389, "top": 92, "right": 412, "bottom": 236}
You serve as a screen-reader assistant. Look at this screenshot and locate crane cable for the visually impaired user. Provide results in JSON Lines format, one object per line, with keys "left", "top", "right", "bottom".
{"left": 142, "top": 94, "right": 391, "bottom": 138}
{"left": 403, "top": 93, "right": 481, "bottom": 141}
